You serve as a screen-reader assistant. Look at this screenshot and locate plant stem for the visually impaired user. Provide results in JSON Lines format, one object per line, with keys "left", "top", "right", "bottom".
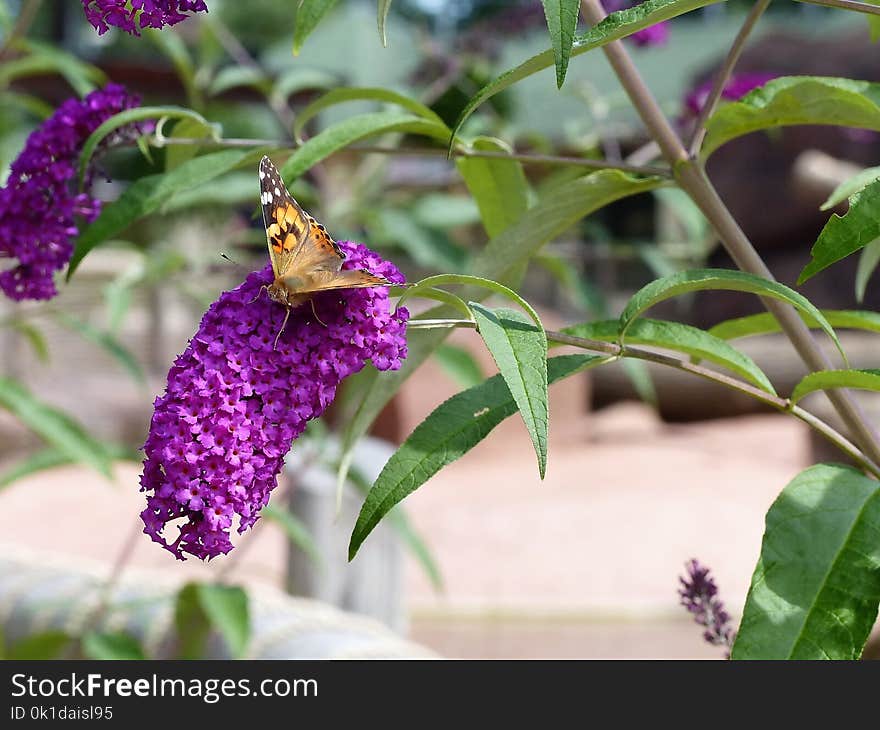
{"left": 687, "top": 0, "right": 772, "bottom": 156}
{"left": 150, "top": 136, "right": 671, "bottom": 177}
{"left": 579, "top": 0, "right": 880, "bottom": 468}
{"left": 796, "top": 0, "right": 880, "bottom": 15}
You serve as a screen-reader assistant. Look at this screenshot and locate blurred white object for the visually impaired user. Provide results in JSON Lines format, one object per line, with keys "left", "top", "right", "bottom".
{"left": 284, "top": 436, "right": 405, "bottom": 632}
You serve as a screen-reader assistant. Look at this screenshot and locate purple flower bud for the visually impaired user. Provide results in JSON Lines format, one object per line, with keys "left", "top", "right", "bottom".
{"left": 678, "top": 558, "right": 735, "bottom": 653}
{"left": 81, "top": 0, "right": 208, "bottom": 36}
{"left": 602, "top": 0, "right": 669, "bottom": 48}
{"left": 0, "top": 84, "right": 146, "bottom": 302}
{"left": 139, "top": 242, "right": 409, "bottom": 561}
{"left": 684, "top": 72, "right": 778, "bottom": 118}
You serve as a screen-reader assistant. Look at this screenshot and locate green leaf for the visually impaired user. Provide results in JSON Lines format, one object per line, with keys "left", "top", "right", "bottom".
{"left": 708, "top": 309, "right": 880, "bottom": 340}
{"left": 0, "top": 448, "right": 75, "bottom": 491}
{"left": 434, "top": 344, "right": 485, "bottom": 388}
{"left": 281, "top": 111, "right": 449, "bottom": 182}
{"left": 9, "top": 320, "right": 49, "bottom": 362}
{"left": 164, "top": 117, "right": 216, "bottom": 171}
{"left": 790, "top": 369, "right": 880, "bottom": 405}
{"left": 540, "top": 0, "right": 581, "bottom": 89}
{"left": 82, "top": 631, "right": 146, "bottom": 660}
{"left": 799, "top": 177, "right": 880, "bottom": 285}
{"left": 145, "top": 28, "right": 200, "bottom": 109}
{"left": 732, "top": 463, "right": 880, "bottom": 659}
{"left": 293, "top": 0, "right": 340, "bottom": 55}
{"left": 856, "top": 239, "right": 880, "bottom": 303}
{"left": 0, "top": 377, "right": 111, "bottom": 478}
{"left": 54, "top": 313, "right": 145, "bottom": 385}
{"left": 0, "top": 444, "right": 138, "bottom": 491}
{"left": 209, "top": 66, "right": 270, "bottom": 97}
{"left": 8, "top": 631, "right": 71, "bottom": 660}
{"left": 70, "top": 148, "right": 263, "bottom": 279}
{"left": 262, "top": 504, "right": 320, "bottom": 563}
{"left": 702, "top": 77, "right": 880, "bottom": 159}
{"left": 451, "top": 0, "right": 721, "bottom": 142}
{"left": 821, "top": 165, "right": 880, "bottom": 211}
{"left": 195, "top": 584, "right": 249, "bottom": 659}
{"left": 294, "top": 87, "right": 446, "bottom": 142}
{"left": 619, "top": 269, "right": 846, "bottom": 364}
{"left": 77, "top": 106, "right": 213, "bottom": 189}
{"left": 470, "top": 304, "right": 548, "bottom": 477}
{"left": 5, "top": 39, "right": 105, "bottom": 96}
{"left": 349, "top": 354, "right": 605, "bottom": 559}
{"left": 174, "top": 583, "right": 250, "bottom": 659}
{"left": 271, "top": 68, "right": 339, "bottom": 106}
{"left": 561, "top": 318, "right": 775, "bottom": 394}
{"left": 337, "top": 170, "right": 664, "bottom": 489}
{"left": 377, "top": 0, "right": 393, "bottom": 46}
{"left": 456, "top": 137, "right": 529, "bottom": 238}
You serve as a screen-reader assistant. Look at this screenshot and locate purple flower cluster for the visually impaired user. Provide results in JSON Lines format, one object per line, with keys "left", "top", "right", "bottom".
{"left": 603, "top": 0, "right": 669, "bottom": 47}
{"left": 0, "top": 83, "right": 144, "bottom": 302}
{"left": 81, "top": 0, "right": 208, "bottom": 35}
{"left": 140, "top": 242, "right": 409, "bottom": 561}
{"left": 684, "top": 72, "right": 777, "bottom": 118}
{"left": 678, "top": 559, "right": 735, "bottom": 652}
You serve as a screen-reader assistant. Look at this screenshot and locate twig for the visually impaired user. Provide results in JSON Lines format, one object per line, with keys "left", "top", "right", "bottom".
{"left": 687, "top": 0, "right": 772, "bottom": 156}
{"left": 151, "top": 135, "right": 671, "bottom": 176}
{"left": 579, "top": 0, "right": 880, "bottom": 467}
{"left": 0, "top": 0, "right": 41, "bottom": 62}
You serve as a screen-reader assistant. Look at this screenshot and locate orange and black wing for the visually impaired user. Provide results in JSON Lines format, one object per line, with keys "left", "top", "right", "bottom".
{"left": 259, "top": 155, "right": 345, "bottom": 279}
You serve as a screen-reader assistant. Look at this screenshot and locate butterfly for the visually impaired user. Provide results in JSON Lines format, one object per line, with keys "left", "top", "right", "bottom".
{"left": 257, "top": 155, "right": 392, "bottom": 347}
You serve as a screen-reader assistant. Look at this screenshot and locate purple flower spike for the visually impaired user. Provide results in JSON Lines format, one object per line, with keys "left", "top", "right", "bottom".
{"left": 678, "top": 558, "right": 735, "bottom": 653}
{"left": 82, "top": 1, "right": 208, "bottom": 36}
{"left": 0, "top": 83, "right": 145, "bottom": 302}
{"left": 139, "top": 242, "right": 409, "bottom": 561}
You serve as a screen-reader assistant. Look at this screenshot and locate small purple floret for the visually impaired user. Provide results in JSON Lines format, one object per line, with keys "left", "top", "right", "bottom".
{"left": 684, "top": 72, "right": 778, "bottom": 118}
{"left": 81, "top": 1, "right": 208, "bottom": 35}
{"left": 0, "top": 83, "right": 144, "bottom": 302}
{"left": 139, "top": 242, "right": 409, "bottom": 561}
{"left": 603, "top": 0, "right": 669, "bottom": 48}
{"left": 678, "top": 558, "right": 735, "bottom": 652}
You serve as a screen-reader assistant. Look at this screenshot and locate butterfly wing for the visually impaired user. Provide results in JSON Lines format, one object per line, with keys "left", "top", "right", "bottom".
{"left": 259, "top": 156, "right": 345, "bottom": 281}
{"left": 282, "top": 268, "right": 392, "bottom": 294}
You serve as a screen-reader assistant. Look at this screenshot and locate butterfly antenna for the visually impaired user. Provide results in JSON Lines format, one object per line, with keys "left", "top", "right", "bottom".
{"left": 249, "top": 284, "right": 268, "bottom": 305}
{"left": 219, "top": 252, "right": 239, "bottom": 265}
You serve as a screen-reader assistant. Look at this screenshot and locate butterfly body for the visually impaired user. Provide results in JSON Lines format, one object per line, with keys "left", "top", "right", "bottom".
{"left": 257, "top": 156, "right": 392, "bottom": 344}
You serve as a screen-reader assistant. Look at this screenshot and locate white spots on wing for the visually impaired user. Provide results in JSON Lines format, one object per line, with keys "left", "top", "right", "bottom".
{"left": 259, "top": 169, "right": 266, "bottom": 180}
{"left": 261, "top": 191, "right": 272, "bottom": 204}
{"left": 274, "top": 187, "right": 281, "bottom": 197}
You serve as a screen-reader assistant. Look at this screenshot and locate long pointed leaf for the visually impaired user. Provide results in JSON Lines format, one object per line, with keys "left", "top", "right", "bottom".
{"left": 470, "top": 304, "right": 548, "bottom": 478}
{"left": 732, "top": 463, "right": 880, "bottom": 659}
{"left": 790, "top": 369, "right": 880, "bottom": 405}
{"left": 708, "top": 309, "right": 880, "bottom": 341}
{"left": 540, "top": 0, "right": 581, "bottom": 89}
{"left": 377, "top": 0, "right": 394, "bottom": 46}
{"left": 619, "top": 269, "right": 846, "bottom": 363}
{"left": 293, "top": 0, "right": 340, "bottom": 55}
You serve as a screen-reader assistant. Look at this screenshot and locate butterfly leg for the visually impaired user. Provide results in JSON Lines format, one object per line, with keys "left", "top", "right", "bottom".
{"left": 273, "top": 305, "right": 291, "bottom": 351}
{"left": 309, "top": 298, "right": 328, "bottom": 328}
{"left": 249, "top": 284, "right": 268, "bottom": 305}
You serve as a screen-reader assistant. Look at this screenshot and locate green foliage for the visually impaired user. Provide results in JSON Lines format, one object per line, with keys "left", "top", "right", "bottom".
{"left": 70, "top": 148, "right": 265, "bottom": 278}
{"left": 470, "top": 304, "right": 549, "bottom": 478}
{"left": 174, "top": 583, "right": 250, "bottom": 659}
{"left": 799, "top": 177, "right": 880, "bottom": 285}
{"left": 262, "top": 504, "right": 321, "bottom": 563}
{"left": 377, "top": 0, "right": 394, "bottom": 47}
{"left": 7, "top": 631, "right": 71, "bottom": 660}
{"left": 82, "top": 631, "right": 146, "bottom": 660}
{"left": 539, "top": 0, "right": 581, "bottom": 89}
{"left": 456, "top": 137, "right": 529, "bottom": 238}
{"left": 451, "top": 0, "right": 721, "bottom": 142}
{"left": 0, "top": 378, "right": 112, "bottom": 479}
{"left": 434, "top": 344, "right": 485, "bottom": 388}
{"left": 701, "top": 77, "right": 880, "bottom": 158}
{"left": 790, "top": 369, "right": 880, "bottom": 405}
{"left": 733, "top": 464, "right": 880, "bottom": 660}
{"left": 562, "top": 318, "right": 775, "bottom": 394}
{"left": 708, "top": 310, "right": 880, "bottom": 340}
{"left": 293, "top": 0, "right": 341, "bottom": 55}
{"left": 349, "top": 354, "right": 605, "bottom": 559}
{"left": 620, "top": 269, "right": 845, "bottom": 363}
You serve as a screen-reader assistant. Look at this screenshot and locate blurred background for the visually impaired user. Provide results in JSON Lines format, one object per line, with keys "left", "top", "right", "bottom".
{"left": 1, "top": 0, "right": 879, "bottom": 658}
